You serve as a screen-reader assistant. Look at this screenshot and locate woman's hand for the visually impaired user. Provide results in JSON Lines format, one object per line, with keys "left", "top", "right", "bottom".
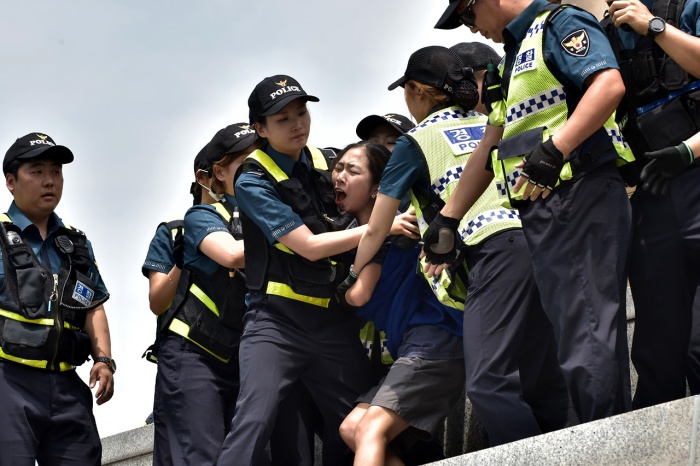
{"left": 389, "top": 208, "right": 420, "bottom": 238}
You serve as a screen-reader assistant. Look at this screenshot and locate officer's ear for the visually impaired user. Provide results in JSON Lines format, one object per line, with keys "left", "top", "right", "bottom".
{"left": 212, "top": 164, "right": 226, "bottom": 182}
{"left": 6, "top": 173, "right": 15, "bottom": 196}
{"left": 254, "top": 121, "right": 267, "bottom": 139}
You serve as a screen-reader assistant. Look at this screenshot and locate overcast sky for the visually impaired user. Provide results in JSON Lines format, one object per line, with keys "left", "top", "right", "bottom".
{"left": 0, "top": 1, "right": 503, "bottom": 438}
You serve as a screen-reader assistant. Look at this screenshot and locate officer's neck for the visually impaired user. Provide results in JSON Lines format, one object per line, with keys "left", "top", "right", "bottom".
{"left": 17, "top": 205, "right": 52, "bottom": 240}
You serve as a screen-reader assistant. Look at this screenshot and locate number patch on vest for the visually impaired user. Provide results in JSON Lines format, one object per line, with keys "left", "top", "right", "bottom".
{"left": 72, "top": 280, "right": 94, "bottom": 307}
{"left": 440, "top": 125, "right": 485, "bottom": 155}
{"left": 561, "top": 29, "right": 589, "bottom": 57}
{"left": 513, "top": 48, "right": 537, "bottom": 77}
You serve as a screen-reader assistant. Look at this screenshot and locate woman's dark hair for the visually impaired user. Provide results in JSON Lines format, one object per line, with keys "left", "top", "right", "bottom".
{"left": 334, "top": 141, "right": 391, "bottom": 185}
{"left": 210, "top": 139, "right": 264, "bottom": 195}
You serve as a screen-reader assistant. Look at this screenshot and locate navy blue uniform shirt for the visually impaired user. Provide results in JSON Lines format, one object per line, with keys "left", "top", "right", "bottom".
{"left": 183, "top": 194, "right": 238, "bottom": 277}
{"left": 502, "top": 0, "right": 619, "bottom": 94}
{"left": 142, "top": 223, "right": 175, "bottom": 278}
{"left": 0, "top": 201, "right": 108, "bottom": 304}
{"left": 236, "top": 145, "right": 313, "bottom": 244}
{"left": 377, "top": 136, "right": 432, "bottom": 201}
{"left": 618, "top": 0, "right": 700, "bottom": 48}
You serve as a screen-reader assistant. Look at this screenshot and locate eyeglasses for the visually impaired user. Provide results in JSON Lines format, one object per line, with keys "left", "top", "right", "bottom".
{"left": 458, "top": 0, "right": 477, "bottom": 28}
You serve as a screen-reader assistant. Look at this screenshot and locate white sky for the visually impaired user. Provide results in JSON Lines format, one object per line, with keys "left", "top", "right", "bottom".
{"left": 0, "top": 1, "right": 503, "bottom": 438}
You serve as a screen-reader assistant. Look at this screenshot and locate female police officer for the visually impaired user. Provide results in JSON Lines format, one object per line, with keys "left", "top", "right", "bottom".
{"left": 217, "top": 75, "right": 383, "bottom": 466}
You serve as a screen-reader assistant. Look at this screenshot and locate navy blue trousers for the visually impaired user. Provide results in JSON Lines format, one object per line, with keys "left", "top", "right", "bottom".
{"left": 630, "top": 164, "right": 700, "bottom": 408}
{"left": 0, "top": 361, "right": 101, "bottom": 466}
{"left": 218, "top": 295, "right": 373, "bottom": 466}
{"left": 519, "top": 162, "right": 633, "bottom": 422}
{"left": 462, "top": 229, "right": 568, "bottom": 446}
{"left": 154, "top": 334, "right": 239, "bottom": 466}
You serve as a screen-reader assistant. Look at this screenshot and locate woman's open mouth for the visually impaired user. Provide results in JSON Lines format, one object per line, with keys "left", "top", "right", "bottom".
{"left": 335, "top": 188, "right": 346, "bottom": 205}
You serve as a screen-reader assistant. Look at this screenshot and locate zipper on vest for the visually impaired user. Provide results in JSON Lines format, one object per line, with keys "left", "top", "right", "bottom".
{"left": 49, "top": 273, "right": 62, "bottom": 370}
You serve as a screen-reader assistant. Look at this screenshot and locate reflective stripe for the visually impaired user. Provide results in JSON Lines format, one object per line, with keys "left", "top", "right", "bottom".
{"left": 213, "top": 203, "right": 232, "bottom": 222}
{"left": 189, "top": 284, "right": 219, "bottom": 317}
{"left": 265, "top": 281, "right": 330, "bottom": 308}
{"left": 431, "top": 165, "right": 464, "bottom": 195}
{"left": 459, "top": 208, "right": 520, "bottom": 242}
{"left": 0, "top": 308, "right": 53, "bottom": 326}
{"left": 168, "top": 318, "right": 230, "bottom": 363}
{"left": 64, "top": 321, "right": 80, "bottom": 330}
{"left": 273, "top": 243, "right": 295, "bottom": 254}
{"left": 606, "top": 127, "right": 630, "bottom": 150}
{"left": 307, "top": 146, "right": 328, "bottom": 170}
{"left": 505, "top": 86, "right": 567, "bottom": 126}
{"left": 408, "top": 109, "right": 482, "bottom": 133}
{"left": 0, "top": 347, "right": 75, "bottom": 371}
{"left": 245, "top": 150, "right": 289, "bottom": 182}
{"left": 0, "top": 213, "right": 10, "bottom": 223}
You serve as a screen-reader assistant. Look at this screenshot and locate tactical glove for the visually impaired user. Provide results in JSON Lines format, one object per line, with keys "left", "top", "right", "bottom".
{"left": 520, "top": 139, "right": 565, "bottom": 191}
{"left": 173, "top": 228, "right": 185, "bottom": 269}
{"left": 640, "top": 143, "right": 693, "bottom": 196}
{"left": 422, "top": 213, "right": 461, "bottom": 265}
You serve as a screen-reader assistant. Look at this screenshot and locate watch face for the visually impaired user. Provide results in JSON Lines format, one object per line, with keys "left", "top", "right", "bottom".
{"left": 650, "top": 17, "right": 666, "bottom": 34}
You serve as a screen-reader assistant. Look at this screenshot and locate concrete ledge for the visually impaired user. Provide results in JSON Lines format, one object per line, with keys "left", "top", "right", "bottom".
{"left": 102, "top": 423, "right": 154, "bottom": 466}
{"left": 427, "top": 395, "right": 700, "bottom": 465}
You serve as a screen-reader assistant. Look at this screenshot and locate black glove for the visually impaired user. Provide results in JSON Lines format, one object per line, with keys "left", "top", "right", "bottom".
{"left": 336, "top": 270, "right": 358, "bottom": 309}
{"left": 520, "top": 139, "right": 565, "bottom": 191}
{"left": 173, "top": 228, "right": 184, "bottom": 269}
{"left": 640, "top": 143, "right": 693, "bottom": 196}
{"left": 422, "top": 213, "right": 461, "bottom": 265}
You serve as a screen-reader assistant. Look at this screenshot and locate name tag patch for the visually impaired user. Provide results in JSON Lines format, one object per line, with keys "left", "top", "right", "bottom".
{"left": 513, "top": 48, "right": 536, "bottom": 77}
{"left": 72, "top": 280, "right": 94, "bottom": 307}
{"left": 440, "top": 125, "right": 485, "bottom": 155}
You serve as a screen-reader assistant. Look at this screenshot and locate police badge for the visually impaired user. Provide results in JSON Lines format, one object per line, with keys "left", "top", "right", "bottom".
{"left": 561, "top": 29, "right": 590, "bottom": 57}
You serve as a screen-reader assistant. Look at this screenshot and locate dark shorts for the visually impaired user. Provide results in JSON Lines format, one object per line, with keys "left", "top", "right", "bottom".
{"left": 358, "top": 357, "right": 465, "bottom": 440}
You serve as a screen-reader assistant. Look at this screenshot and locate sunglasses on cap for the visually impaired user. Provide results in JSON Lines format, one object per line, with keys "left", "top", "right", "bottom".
{"left": 458, "top": 0, "right": 477, "bottom": 28}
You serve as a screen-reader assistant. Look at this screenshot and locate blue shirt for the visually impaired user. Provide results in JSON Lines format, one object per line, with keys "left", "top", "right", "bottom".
{"left": 236, "top": 144, "right": 312, "bottom": 244}
{"left": 618, "top": 0, "right": 700, "bottom": 48}
{"left": 183, "top": 194, "right": 237, "bottom": 277}
{"left": 0, "top": 202, "right": 108, "bottom": 304}
{"left": 377, "top": 136, "right": 431, "bottom": 201}
{"left": 141, "top": 223, "right": 175, "bottom": 278}
{"left": 502, "top": 0, "right": 619, "bottom": 94}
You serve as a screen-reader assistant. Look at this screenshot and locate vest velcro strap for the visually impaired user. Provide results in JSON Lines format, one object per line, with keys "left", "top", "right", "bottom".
{"left": 265, "top": 281, "right": 330, "bottom": 308}
{"left": 168, "top": 318, "right": 230, "bottom": 363}
{"left": 0, "top": 308, "right": 53, "bottom": 326}
{"left": 189, "top": 284, "right": 219, "bottom": 317}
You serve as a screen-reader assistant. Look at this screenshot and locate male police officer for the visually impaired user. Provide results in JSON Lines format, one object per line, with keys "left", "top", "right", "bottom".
{"left": 0, "top": 132, "right": 114, "bottom": 465}
{"left": 428, "top": 0, "right": 634, "bottom": 423}
{"left": 605, "top": 0, "right": 700, "bottom": 408}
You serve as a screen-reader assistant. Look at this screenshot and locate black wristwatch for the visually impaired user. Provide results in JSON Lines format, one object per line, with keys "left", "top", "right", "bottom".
{"left": 94, "top": 356, "right": 117, "bottom": 373}
{"left": 648, "top": 16, "right": 666, "bottom": 39}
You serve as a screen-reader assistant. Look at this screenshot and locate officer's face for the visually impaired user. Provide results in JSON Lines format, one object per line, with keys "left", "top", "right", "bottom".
{"left": 6, "top": 158, "right": 63, "bottom": 220}
{"left": 332, "top": 147, "right": 377, "bottom": 222}
{"left": 255, "top": 99, "right": 311, "bottom": 158}
{"left": 367, "top": 124, "right": 400, "bottom": 153}
{"left": 457, "top": 0, "right": 504, "bottom": 43}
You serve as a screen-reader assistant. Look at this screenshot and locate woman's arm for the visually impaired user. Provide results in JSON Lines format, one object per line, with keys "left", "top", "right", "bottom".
{"left": 148, "top": 268, "right": 181, "bottom": 315}
{"left": 278, "top": 223, "right": 369, "bottom": 262}
{"left": 198, "top": 231, "right": 245, "bottom": 269}
{"left": 352, "top": 195, "right": 401, "bottom": 274}
{"left": 345, "top": 262, "right": 382, "bottom": 307}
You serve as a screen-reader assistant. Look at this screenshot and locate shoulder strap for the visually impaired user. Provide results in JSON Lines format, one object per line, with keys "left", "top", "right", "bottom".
{"left": 305, "top": 145, "right": 330, "bottom": 171}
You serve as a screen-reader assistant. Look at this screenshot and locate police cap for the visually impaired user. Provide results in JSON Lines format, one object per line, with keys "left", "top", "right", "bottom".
{"left": 3, "top": 132, "right": 74, "bottom": 175}
{"left": 248, "top": 74, "right": 319, "bottom": 124}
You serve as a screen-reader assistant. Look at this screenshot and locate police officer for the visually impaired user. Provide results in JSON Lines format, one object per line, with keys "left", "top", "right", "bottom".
{"left": 427, "top": 0, "right": 635, "bottom": 423}
{"left": 605, "top": 0, "right": 700, "bottom": 408}
{"left": 141, "top": 141, "right": 215, "bottom": 466}
{"left": 355, "top": 113, "right": 415, "bottom": 152}
{"left": 347, "top": 45, "right": 567, "bottom": 449}
{"left": 217, "top": 75, "right": 374, "bottom": 466}
{"left": 0, "top": 132, "right": 114, "bottom": 465}
{"left": 154, "top": 123, "right": 259, "bottom": 466}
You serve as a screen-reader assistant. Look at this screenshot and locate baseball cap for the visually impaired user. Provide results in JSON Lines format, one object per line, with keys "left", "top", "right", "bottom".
{"left": 356, "top": 113, "right": 415, "bottom": 141}
{"left": 193, "top": 143, "right": 211, "bottom": 173}
{"left": 208, "top": 122, "right": 259, "bottom": 162}
{"left": 388, "top": 46, "right": 467, "bottom": 93}
{"left": 3, "top": 132, "right": 74, "bottom": 174}
{"left": 450, "top": 42, "right": 502, "bottom": 71}
{"left": 248, "top": 75, "right": 319, "bottom": 124}
{"left": 435, "top": 0, "right": 463, "bottom": 30}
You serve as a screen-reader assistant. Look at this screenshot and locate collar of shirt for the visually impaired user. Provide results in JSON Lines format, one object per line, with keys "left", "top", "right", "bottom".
{"left": 504, "top": 0, "right": 548, "bottom": 45}
{"left": 264, "top": 143, "right": 311, "bottom": 178}
{"left": 7, "top": 201, "right": 63, "bottom": 239}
